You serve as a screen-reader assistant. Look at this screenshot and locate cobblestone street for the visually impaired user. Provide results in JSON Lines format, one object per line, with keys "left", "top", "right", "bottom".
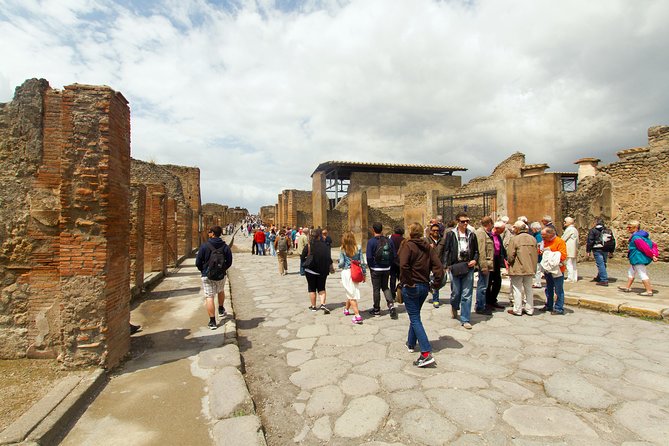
{"left": 231, "top": 247, "right": 669, "bottom": 445}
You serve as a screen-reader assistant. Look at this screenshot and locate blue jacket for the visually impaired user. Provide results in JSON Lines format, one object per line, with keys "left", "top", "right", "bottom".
{"left": 628, "top": 230, "right": 653, "bottom": 265}
{"left": 196, "top": 237, "right": 233, "bottom": 277}
{"left": 338, "top": 248, "right": 366, "bottom": 274}
{"left": 366, "top": 235, "right": 395, "bottom": 270}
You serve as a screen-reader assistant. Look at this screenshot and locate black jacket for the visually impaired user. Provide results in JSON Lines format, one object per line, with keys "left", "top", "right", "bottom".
{"left": 195, "top": 238, "right": 233, "bottom": 277}
{"left": 586, "top": 224, "right": 605, "bottom": 252}
{"left": 439, "top": 228, "right": 480, "bottom": 267}
{"left": 301, "top": 240, "right": 332, "bottom": 275}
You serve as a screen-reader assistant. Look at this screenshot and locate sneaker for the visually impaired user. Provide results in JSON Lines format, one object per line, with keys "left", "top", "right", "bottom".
{"left": 462, "top": 322, "right": 472, "bottom": 329}
{"left": 413, "top": 353, "right": 435, "bottom": 367}
{"left": 369, "top": 308, "right": 381, "bottom": 317}
{"left": 343, "top": 309, "right": 352, "bottom": 316}
{"left": 208, "top": 321, "right": 217, "bottom": 330}
{"left": 550, "top": 310, "right": 564, "bottom": 315}
{"left": 406, "top": 343, "right": 415, "bottom": 353}
{"left": 320, "top": 304, "right": 330, "bottom": 314}
{"left": 475, "top": 308, "right": 492, "bottom": 315}
{"left": 537, "top": 306, "right": 552, "bottom": 312}
{"left": 433, "top": 301, "right": 440, "bottom": 308}
{"left": 507, "top": 309, "right": 522, "bottom": 316}
{"left": 351, "top": 316, "right": 363, "bottom": 325}
{"left": 596, "top": 282, "right": 609, "bottom": 287}
{"left": 389, "top": 307, "right": 398, "bottom": 319}
{"left": 218, "top": 306, "right": 227, "bottom": 317}
{"left": 309, "top": 306, "right": 317, "bottom": 312}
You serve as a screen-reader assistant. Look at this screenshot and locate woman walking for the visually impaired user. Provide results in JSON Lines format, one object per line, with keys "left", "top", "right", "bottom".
{"left": 301, "top": 228, "right": 333, "bottom": 313}
{"left": 399, "top": 222, "right": 443, "bottom": 367}
{"left": 619, "top": 220, "right": 659, "bottom": 296}
{"left": 339, "top": 231, "right": 366, "bottom": 324}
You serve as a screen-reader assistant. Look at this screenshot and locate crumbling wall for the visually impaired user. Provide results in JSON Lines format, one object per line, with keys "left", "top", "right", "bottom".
{"left": 130, "top": 184, "right": 146, "bottom": 298}
{"left": 368, "top": 207, "right": 403, "bottom": 237}
{"left": 162, "top": 164, "right": 201, "bottom": 253}
{"left": 0, "top": 79, "right": 131, "bottom": 368}
{"left": 348, "top": 172, "right": 460, "bottom": 208}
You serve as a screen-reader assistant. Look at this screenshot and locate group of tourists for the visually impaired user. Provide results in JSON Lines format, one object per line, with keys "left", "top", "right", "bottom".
{"left": 194, "top": 211, "right": 660, "bottom": 368}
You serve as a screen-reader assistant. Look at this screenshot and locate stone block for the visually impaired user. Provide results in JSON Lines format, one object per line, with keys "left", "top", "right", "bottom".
{"left": 577, "top": 297, "right": 620, "bottom": 313}
{"left": 198, "top": 344, "right": 242, "bottom": 370}
{"left": 208, "top": 367, "right": 254, "bottom": 419}
{"left": 619, "top": 304, "right": 663, "bottom": 320}
{"left": 212, "top": 415, "right": 266, "bottom": 446}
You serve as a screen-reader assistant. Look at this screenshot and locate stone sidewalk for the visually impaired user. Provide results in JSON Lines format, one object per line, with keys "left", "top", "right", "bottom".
{"left": 231, "top": 244, "right": 669, "bottom": 445}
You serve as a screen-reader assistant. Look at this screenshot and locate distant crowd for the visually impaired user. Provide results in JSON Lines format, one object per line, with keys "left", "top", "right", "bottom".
{"left": 195, "top": 212, "right": 659, "bottom": 368}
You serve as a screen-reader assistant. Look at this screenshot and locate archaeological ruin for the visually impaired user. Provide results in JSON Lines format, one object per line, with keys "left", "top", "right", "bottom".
{"left": 0, "top": 79, "right": 240, "bottom": 369}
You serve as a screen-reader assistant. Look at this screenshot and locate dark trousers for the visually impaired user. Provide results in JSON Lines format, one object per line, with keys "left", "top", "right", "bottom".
{"left": 389, "top": 263, "right": 400, "bottom": 293}
{"left": 486, "top": 257, "right": 502, "bottom": 305}
{"left": 371, "top": 269, "right": 394, "bottom": 310}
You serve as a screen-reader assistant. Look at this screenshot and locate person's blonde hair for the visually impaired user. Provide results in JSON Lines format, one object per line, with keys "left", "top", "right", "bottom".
{"left": 628, "top": 220, "right": 640, "bottom": 230}
{"left": 341, "top": 231, "right": 358, "bottom": 257}
{"left": 408, "top": 222, "right": 423, "bottom": 239}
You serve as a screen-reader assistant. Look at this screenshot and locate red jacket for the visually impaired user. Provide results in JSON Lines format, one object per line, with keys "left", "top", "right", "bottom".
{"left": 254, "top": 231, "right": 266, "bottom": 244}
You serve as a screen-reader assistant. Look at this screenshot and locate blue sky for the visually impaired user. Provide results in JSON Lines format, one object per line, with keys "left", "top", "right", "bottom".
{"left": 1, "top": 0, "right": 668, "bottom": 213}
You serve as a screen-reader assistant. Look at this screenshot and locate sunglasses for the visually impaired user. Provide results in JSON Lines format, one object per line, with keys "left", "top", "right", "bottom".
{"left": 459, "top": 219, "right": 470, "bottom": 223}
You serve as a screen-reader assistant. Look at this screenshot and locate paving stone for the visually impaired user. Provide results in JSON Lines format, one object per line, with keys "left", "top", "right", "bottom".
{"left": 426, "top": 389, "right": 497, "bottom": 431}
{"left": 575, "top": 353, "right": 625, "bottom": 377}
{"left": 296, "top": 324, "right": 328, "bottom": 338}
{"left": 422, "top": 372, "right": 488, "bottom": 390}
{"left": 198, "top": 344, "right": 242, "bottom": 369}
{"left": 282, "top": 337, "right": 317, "bottom": 350}
{"left": 208, "top": 367, "right": 254, "bottom": 419}
{"left": 544, "top": 372, "right": 617, "bottom": 409}
{"left": 400, "top": 408, "right": 458, "bottom": 445}
{"left": 289, "top": 357, "right": 351, "bottom": 390}
{"left": 317, "top": 334, "right": 374, "bottom": 346}
{"left": 443, "top": 356, "right": 512, "bottom": 378}
{"left": 613, "top": 401, "right": 669, "bottom": 442}
{"left": 340, "top": 373, "right": 379, "bottom": 396}
{"left": 333, "top": 395, "right": 389, "bottom": 438}
{"left": 470, "top": 332, "right": 518, "bottom": 348}
{"left": 380, "top": 372, "right": 418, "bottom": 391}
{"left": 305, "top": 385, "right": 344, "bottom": 417}
{"left": 338, "top": 342, "right": 387, "bottom": 365}
{"left": 491, "top": 379, "right": 534, "bottom": 401}
{"left": 311, "top": 416, "right": 332, "bottom": 442}
{"left": 212, "top": 415, "right": 264, "bottom": 446}
{"left": 502, "top": 405, "right": 597, "bottom": 438}
{"left": 450, "top": 433, "right": 487, "bottom": 445}
{"left": 586, "top": 375, "right": 659, "bottom": 402}
{"left": 352, "top": 358, "right": 403, "bottom": 377}
{"left": 623, "top": 358, "right": 667, "bottom": 374}
{"left": 292, "top": 402, "right": 305, "bottom": 415}
{"left": 624, "top": 370, "right": 669, "bottom": 394}
{"left": 286, "top": 349, "right": 313, "bottom": 367}
{"left": 277, "top": 329, "right": 291, "bottom": 338}
{"left": 390, "top": 390, "right": 430, "bottom": 410}
{"left": 518, "top": 357, "right": 567, "bottom": 376}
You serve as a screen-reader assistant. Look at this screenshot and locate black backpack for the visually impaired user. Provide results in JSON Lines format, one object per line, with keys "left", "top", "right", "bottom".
{"left": 374, "top": 236, "right": 392, "bottom": 267}
{"left": 600, "top": 228, "right": 616, "bottom": 253}
{"left": 206, "top": 241, "right": 228, "bottom": 280}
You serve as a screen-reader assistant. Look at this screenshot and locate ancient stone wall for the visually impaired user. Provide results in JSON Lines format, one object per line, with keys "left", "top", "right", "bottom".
{"left": 506, "top": 173, "right": 562, "bottom": 229}
{"left": 348, "top": 172, "right": 461, "bottom": 208}
{"left": 368, "top": 207, "right": 403, "bottom": 238}
{"left": 161, "top": 164, "right": 201, "bottom": 253}
{"left": 260, "top": 205, "right": 275, "bottom": 225}
{"left": 0, "top": 79, "right": 131, "bottom": 368}
{"left": 144, "top": 183, "right": 167, "bottom": 275}
{"left": 130, "top": 184, "right": 146, "bottom": 298}
{"left": 131, "top": 159, "right": 192, "bottom": 262}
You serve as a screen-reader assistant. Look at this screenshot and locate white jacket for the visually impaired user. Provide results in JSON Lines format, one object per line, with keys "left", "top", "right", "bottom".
{"left": 562, "top": 225, "right": 579, "bottom": 258}
{"left": 540, "top": 249, "right": 563, "bottom": 276}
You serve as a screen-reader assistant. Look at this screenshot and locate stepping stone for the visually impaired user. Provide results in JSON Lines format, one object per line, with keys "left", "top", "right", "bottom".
{"left": 613, "top": 401, "right": 669, "bottom": 442}
{"left": 502, "top": 405, "right": 597, "bottom": 438}
{"left": 340, "top": 373, "right": 379, "bottom": 396}
{"left": 333, "top": 395, "right": 389, "bottom": 438}
{"left": 544, "top": 372, "right": 617, "bottom": 409}
{"left": 289, "top": 357, "right": 351, "bottom": 390}
{"left": 426, "top": 389, "right": 496, "bottom": 431}
{"left": 305, "top": 385, "right": 344, "bottom": 417}
{"left": 401, "top": 408, "right": 457, "bottom": 445}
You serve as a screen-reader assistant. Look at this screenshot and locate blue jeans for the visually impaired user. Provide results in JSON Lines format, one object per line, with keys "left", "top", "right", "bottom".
{"left": 256, "top": 243, "right": 264, "bottom": 255}
{"left": 430, "top": 272, "right": 440, "bottom": 303}
{"left": 450, "top": 269, "right": 474, "bottom": 323}
{"left": 403, "top": 283, "right": 431, "bottom": 353}
{"left": 475, "top": 271, "right": 489, "bottom": 311}
{"left": 593, "top": 250, "right": 608, "bottom": 282}
{"left": 544, "top": 273, "right": 565, "bottom": 312}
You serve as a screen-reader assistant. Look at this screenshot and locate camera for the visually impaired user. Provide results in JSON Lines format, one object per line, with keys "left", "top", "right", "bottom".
{"left": 459, "top": 250, "right": 470, "bottom": 262}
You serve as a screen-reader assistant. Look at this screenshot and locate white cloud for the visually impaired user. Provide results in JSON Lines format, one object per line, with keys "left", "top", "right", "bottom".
{"left": 1, "top": 0, "right": 668, "bottom": 212}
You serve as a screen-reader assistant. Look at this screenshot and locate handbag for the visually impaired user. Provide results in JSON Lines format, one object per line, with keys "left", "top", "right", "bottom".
{"left": 302, "top": 243, "right": 314, "bottom": 269}
{"left": 350, "top": 260, "right": 364, "bottom": 283}
{"left": 450, "top": 261, "right": 470, "bottom": 277}
{"left": 395, "top": 285, "right": 403, "bottom": 304}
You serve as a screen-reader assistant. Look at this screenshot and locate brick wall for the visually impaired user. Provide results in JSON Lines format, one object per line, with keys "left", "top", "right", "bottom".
{"left": 130, "top": 184, "right": 146, "bottom": 298}
{"left": 162, "top": 164, "right": 201, "bottom": 253}
{"left": 144, "top": 183, "right": 167, "bottom": 274}
{"left": 0, "top": 79, "right": 131, "bottom": 368}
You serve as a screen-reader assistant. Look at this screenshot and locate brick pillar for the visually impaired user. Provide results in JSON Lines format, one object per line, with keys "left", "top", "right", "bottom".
{"left": 130, "top": 184, "right": 146, "bottom": 298}
{"left": 166, "top": 197, "right": 177, "bottom": 267}
{"left": 312, "top": 171, "right": 328, "bottom": 229}
{"left": 144, "top": 184, "right": 167, "bottom": 275}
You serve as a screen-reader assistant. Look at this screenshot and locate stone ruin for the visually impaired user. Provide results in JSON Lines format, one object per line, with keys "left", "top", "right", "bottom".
{"left": 0, "top": 78, "right": 240, "bottom": 368}
{"left": 267, "top": 128, "right": 668, "bottom": 261}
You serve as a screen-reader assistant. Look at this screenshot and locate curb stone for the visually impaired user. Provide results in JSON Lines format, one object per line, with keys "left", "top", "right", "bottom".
{"left": 0, "top": 369, "right": 106, "bottom": 445}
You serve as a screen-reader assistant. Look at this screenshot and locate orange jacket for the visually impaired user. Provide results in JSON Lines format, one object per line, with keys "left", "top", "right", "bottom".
{"left": 543, "top": 236, "right": 567, "bottom": 273}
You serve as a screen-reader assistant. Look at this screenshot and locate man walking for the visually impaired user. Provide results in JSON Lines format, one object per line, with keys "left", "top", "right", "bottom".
{"left": 562, "top": 217, "right": 579, "bottom": 282}
{"left": 586, "top": 219, "right": 611, "bottom": 286}
{"left": 296, "top": 228, "right": 310, "bottom": 276}
{"left": 485, "top": 221, "right": 507, "bottom": 310}
{"left": 196, "top": 226, "right": 233, "bottom": 330}
{"left": 275, "top": 229, "right": 291, "bottom": 275}
{"left": 540, "top": 227, "right": 567, "bottom": 315}
{"left": 254, "top": 227, "right": 266, "bottom": 255}
{"left": 366, "top": 222, "right": 397, "bottom": 319}
{"left": 441, "top": 212, "right": 479, "bottom": 329}
{"left": 424, "top": 223, "right": 444, "bottom": 308}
